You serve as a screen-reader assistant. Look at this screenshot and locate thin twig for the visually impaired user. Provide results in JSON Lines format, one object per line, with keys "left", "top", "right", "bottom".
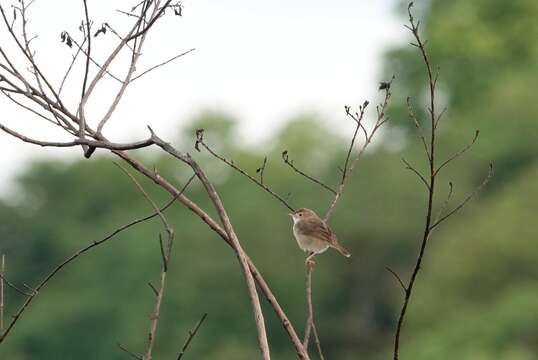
{"left": 434, "top": 130, "right": 479, "bottom": 176}
{"left": 282, "top": 150, "right": 337, "bottom": 195}
{"left": 177, "top": 313, "right": 208, "bottom": 360}
{"left": 131, "top": 48, "right": 195, "bottom": 82}
{"left": 150, "top": 130, "right": 271, "bottom": 359}
{"left": 115, "top": 163, "right": 174, "bottom": 360}
{"left": 402, "top": 158, "right": 430, "bottom": 190}
{"left": 391, "top": 4, "right": 491, "bottom": 359}
{"left": 195, "top": 129, "right": 295, "bottom": 211}
{"left": 311, "top": 323, "right": 325, "bottom": 360}
{"left": 430, "top": 164, "right": 493, "bottom": 231}
{"left": 0, "top": 175, "right": 194, "bottom": 344}
{"left": 325, "top": 78, "right": 393, "bottom": 221}
{"left": 385, "top": 267, "right": 406, "bottom": 292}
{"left": 0, "top": 255, "right": 4, "bottom": 331}
{"left": 118, "top": 343, "right": 143, "bottom": 360}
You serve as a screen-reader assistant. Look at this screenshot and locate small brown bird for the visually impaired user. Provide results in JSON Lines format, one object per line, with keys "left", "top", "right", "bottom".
{"left": 290, "top": 208, "right": 351, "bottom": 264}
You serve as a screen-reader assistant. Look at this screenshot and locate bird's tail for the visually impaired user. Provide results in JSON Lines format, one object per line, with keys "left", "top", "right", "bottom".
{"left": 332, "top": 242, "right": 351, "bottom": 258}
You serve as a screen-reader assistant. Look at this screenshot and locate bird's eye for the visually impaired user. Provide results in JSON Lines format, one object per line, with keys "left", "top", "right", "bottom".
{"left": 299, "top": 213, "right": 302, "bottom": 217}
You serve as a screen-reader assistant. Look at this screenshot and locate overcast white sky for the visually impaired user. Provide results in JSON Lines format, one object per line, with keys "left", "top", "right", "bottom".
{"left": 0, "top": 0, "right": 405, "bottom": 193}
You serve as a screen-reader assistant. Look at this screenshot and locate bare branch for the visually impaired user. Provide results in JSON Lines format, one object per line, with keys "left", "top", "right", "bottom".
{"left": 385, "top": 267, "right": 407, "bottom": 292}
{"left": 282, "top": 150, "right": 337, "bottom": 195}
{"left": 149, "top": 130, "right": 271, "bottom": 359}
{"left": 194, "top": 129, "right": 295, "bottom": 212}
{"left": 434, "top": 130, "right": 479, "bottom": 176}
{"left": 0, "top": 273, "right": 33, "bottom": 297}
{"left": 407, "top": 97, "right": 430, "bottom": 160}
{"left": 0, "top": 123, "right": 155, "bottom": 151}
{"left": 0, "top": 175, "right": 194, "bottom": 344}
{"left": 325, "top": 77, "right": 393, "bottom": 221}
{"left": 392, "top": 4, "right": 491, "bottom": 359}
{"left": 256, "top": 156, "right": 268, "bottom": 185}
{"left": 126, "top": 0, "right": 174, "bottom": 41}
{"left": 111, "top": 150, "right": 308, "bottom": 358}
{"left": 115, "top": 163, "right": 175, "bottom": 360}
{"left": 176, "top": 313, "right": 208, "bottom": 360}
{"left": 401, "top": 158, "right": 430, "bottom": 190}
{"left": 117, "top": 343, "right": 143, "bottom": 360}
{"left": 131, "top": 48, "right": 195, "bottom": 82}
{"left": 0, "top": 255, "right": 4, "bottom": 331}
{"left": 430, "top": 164, "right": 493, "bottom": 231}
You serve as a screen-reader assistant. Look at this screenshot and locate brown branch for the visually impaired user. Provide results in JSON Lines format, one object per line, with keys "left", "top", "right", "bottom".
{"left": 0, "top": 175, "right": 194, "bottom": 344}
{"left": 131, "top": 48, "right": 195, "bottom": 82}
{"left": 0, "top": 123, "right": 155, "bottom": 150}
{"left": 115, "top": 163, "right": 175, "bottom": 360}
{"left": 126, "top": 0, "right": 174, "bottom": 41}
{"left": 0, "top": 273, "right": 33, "bottom": 297}
{"left": 302, "top": 256, "right": 325, "bottom": 360}
{"left": 118, "top": 343, "right": 143, "bottom": 360}
{"left": 61, "top": 33, "right": 123, "bottom": 84}
{"left": 195, "top": 129, "right": 295, "bottom": 212}
{"left": 401, "top": 158, "right": 429, "bottom": 190}
{"left": 96, "top": 7, "right": 154, "bottom": 134}
{"left": 434, "top": 130, "right": 479, "bottom": 176}
{"left": 407, "top": 97, "right": 430, "bottom": 160}
{"left": 0, "top": 255, "right": 4, "bottom": 331}
{"left": 149, "top": 131, "right": 271, "bottom": 359}
{"left": 58, "top": 36, "right": 86, "bottom": 96}
{"left": 324, "top": 78, "right": 393, "bottom": 221}
{"left": 385, "top": 267, "right": 406, "bottom": 292}
{"left": 282, "top": 150, "right": 337, "bottom": 195}
{"left": 176, "top": 313, "right": 207, "bottom": 360}
{"left": 430, "top": 164, "right": 493, "bottom": 231}
{"left": 311, "top": 323, "right": 325, "bottom": 360}
{"left": 392, "top": 6, "right": 438, "bottom": 359}
{"left": 391, "top": 4, "right": 491, "bottom": 359}
{"left": 0, "top": 3, "right": 63, "bottom": 107}
{"left": 80, "top": 0, "right": 92, "bottom": 100}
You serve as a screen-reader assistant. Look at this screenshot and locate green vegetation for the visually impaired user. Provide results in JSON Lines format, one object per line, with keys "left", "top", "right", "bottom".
{"left": 1, "top": 0, "right": 537, "bottom": 358}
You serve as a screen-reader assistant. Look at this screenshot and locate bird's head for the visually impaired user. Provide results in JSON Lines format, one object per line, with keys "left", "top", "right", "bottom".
{"left": 289, "top": 208, "right": 317, "bottom": 223}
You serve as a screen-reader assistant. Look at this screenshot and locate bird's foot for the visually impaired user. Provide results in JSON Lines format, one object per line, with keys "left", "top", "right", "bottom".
{"left": 305, "top": 253, "right": 316, "bottom": 268}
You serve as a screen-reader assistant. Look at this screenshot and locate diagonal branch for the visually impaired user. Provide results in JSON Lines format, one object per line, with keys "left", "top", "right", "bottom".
{"left": 434, "top": 130, "right": 479, "bottom": 176}
{"left": 0, "top": 175, "right": 194, "bottom": 344}
{"left": 195, "top": 129, "right": 295, "bottom": 212}
{"left": 150, "top": 131, "right": 271, "bottom": 359}
{"left": 325, "top": 78, "right": 393, "bottom": 221}
{"left": 430, "top": 163, "right": 493, "bottom": 231}
{"left": 176, "top": 313, "right": 208, "bottom": 360}
{"left": 115, "top": 163, "right": 175, "bottom": 360}
{"left": 282, "top": 150, "right": 337, "bottom": 195}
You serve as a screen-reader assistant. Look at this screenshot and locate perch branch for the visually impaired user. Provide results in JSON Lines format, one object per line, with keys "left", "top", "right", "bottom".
{"left": 176, "top": 313, "right": 208, "bottom": 360}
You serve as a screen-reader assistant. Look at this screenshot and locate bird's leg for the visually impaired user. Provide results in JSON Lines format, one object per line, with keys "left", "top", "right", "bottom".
{"left": 305, "top": 252, "right": 316, "bottom": 267}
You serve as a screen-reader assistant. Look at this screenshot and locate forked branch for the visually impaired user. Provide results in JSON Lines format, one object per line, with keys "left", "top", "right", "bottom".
{"left": 391, "top": 4, "right": 492, "bottom": 359}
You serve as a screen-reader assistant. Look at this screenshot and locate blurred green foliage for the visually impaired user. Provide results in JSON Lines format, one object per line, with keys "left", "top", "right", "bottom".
{"left": 1, "top": 0, "right": 537, "bottom": 358}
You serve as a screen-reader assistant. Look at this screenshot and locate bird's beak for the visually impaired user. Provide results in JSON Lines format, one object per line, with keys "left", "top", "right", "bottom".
{"left": 288, "top": 213, "right": 293, "bottom": 217}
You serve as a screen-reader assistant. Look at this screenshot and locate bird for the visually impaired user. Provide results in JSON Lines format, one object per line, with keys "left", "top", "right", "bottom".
{"left": 289, "top": 208, "right": 351, "bottom": 265}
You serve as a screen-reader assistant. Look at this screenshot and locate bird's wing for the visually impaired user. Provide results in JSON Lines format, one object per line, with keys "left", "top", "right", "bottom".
{"left": 297, "top": 218, "right": 336, "bottom": 244}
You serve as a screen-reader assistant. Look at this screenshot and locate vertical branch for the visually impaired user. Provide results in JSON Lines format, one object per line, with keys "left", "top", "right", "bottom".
{"left": 0, "top": 254, "right": 4, "bottom": 332}
{"left": 302, "top": 258, "right": 325, "bottom": 360}
{"left": 392, "top": 4, "right": 490, "bottom": 358}
{"left": 324, "top": 79, "right": 392, "bottom": 222}
{"left": 150, "top": 132, "right": 271, "bottom": 359}
{"left": 303, "top": 261, "right": 313, "bottom": 349}
{"left": 78, "top": 0, "right": 92, "bottom": 152}
{"left": 176, "top": 313, "right": 207, "bottom": 360}
{"left": 392, "top": 5, "right": 437, "bottom": 359}
{"left": 115, "top": 164, "right": 174, "bottom": 360}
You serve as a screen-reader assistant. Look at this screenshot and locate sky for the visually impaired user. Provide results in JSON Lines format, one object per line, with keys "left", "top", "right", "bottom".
{"left": 0, "top": 0, "right": 405, "bottom": 194}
